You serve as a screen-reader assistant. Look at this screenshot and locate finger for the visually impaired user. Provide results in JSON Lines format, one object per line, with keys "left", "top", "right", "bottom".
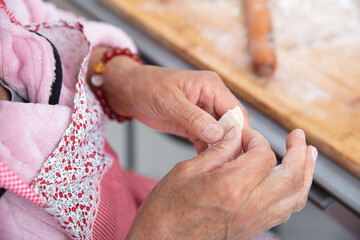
{"left": 265, "top": 146, "right": 316, "bottom": 217}
{"left": 188, "top": 133, "right": 209, "bottom": 154}
{"left": 215, "top": 128, "right": 276, "bottom": 196}
{"left": 241, "top": 128, "right": 272, "bottom": 153}
{"left": 193, "top": 139, "right": 208, "bottom": 154}
{"left": 136, "top": 116, "right": 188, "bottom": 136}
{"left": 213, "top": 86, "right": 251, "bottom": 128}
{"left": 168, "top": 96, "right": 225, "bottom": 144}
{"left": 244, "top": 146, "right": 315, "bottom": 237}
{"left": 247, "top": 129, "right": 308, "bottom": 212}
{"left": 184, "top": 125, "right": 243, "bottom": 175}
{"left": 286, "top": 128, "right": 306, "bottom": 150}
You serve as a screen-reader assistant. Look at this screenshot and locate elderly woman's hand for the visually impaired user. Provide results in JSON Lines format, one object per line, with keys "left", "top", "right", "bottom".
{"left": 88, "top": 47, "right": 249, "bottom": 152}
{"left": 126, "top": 128, "right": 316, "bottom": 240}
{"left": 87, "top": 48, "right": 316, "bottom": 239}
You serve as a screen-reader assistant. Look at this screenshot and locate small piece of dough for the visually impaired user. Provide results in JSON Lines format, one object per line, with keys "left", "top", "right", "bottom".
{"left": 218, "top": 106, "right": 244, "bottom": 132}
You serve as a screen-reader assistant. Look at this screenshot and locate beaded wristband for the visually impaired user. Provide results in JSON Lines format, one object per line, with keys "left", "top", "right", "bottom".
{"left": 90, "top": 47, "right": 143, "bottom": 122}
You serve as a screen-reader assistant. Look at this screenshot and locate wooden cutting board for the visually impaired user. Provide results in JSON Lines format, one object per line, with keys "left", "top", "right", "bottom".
{"left": 99, "top": 0, "right": 360, "bottom": 178}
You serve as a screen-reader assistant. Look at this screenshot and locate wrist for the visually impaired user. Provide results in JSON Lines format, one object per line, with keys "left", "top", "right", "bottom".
{"left": 102, "top": 54, "right": 142, "bottom": 118}
{"left": 87, "top": 46, "right": 142, "bottom": 121}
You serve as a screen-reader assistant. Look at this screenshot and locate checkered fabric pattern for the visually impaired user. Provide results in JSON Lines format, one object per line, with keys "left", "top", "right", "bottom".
{"left": 0, "top": 162, "right": 44, "bottom": 207}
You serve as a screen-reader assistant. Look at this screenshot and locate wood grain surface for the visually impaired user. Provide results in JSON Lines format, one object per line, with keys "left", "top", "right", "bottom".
{"left": 99, "top": 0, "right": 360, "bottom": 178}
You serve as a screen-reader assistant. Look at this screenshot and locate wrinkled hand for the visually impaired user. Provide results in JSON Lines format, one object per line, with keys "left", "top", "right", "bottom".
{"left": 126, "top": 128, "right": 316, "bottom": 240}
{"left": 89, "top": 47, "right": 249, "bottom": 152}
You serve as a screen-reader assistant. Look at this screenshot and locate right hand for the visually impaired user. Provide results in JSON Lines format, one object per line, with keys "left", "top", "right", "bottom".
{"left": 126, "top": 127, "right": 316, "bottom": 240}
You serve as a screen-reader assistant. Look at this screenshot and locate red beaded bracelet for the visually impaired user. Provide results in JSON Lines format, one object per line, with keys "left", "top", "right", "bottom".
{"left": 90, "top": 47, "right": 143, "bottom": 122}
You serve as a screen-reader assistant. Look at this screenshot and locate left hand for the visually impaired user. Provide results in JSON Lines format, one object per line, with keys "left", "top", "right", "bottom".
{"left": 88, "top": 47, "right": 250, "bottom": 152}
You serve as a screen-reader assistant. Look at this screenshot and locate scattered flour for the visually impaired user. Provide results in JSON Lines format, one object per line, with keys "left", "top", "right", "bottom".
{"left": 138, "top": 0, "right": 360, "bottom": 104}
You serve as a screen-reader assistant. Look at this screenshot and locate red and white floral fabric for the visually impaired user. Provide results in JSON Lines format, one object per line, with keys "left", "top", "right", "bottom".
{"left": 30, "top": 21, "right": 112, "bottom": 240}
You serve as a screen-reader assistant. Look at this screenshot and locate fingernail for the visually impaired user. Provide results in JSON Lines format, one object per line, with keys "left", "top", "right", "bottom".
{"left": 297, "top": 129, "right": 305, "bottom": 140}
{"left": 223, "top": 125, "right": 238, "bottom": 141}
{"left": 312, "top": 147, "right": 318, "bottom": 162}
{"left": 202, "top": 123, "right": 224, "bottom": 142}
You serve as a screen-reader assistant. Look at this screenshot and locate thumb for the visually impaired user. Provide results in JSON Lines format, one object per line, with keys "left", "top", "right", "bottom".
{"left": 169, "top": 98, "right": 225, "bottom": 144}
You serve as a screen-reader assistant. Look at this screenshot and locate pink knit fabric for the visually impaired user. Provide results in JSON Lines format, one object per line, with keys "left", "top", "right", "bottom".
{"left": 92, "top": 143, "right": 138, "bottom": 240}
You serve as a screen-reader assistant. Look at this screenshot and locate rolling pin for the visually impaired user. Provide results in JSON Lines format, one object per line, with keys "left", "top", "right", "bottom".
{"left": 244, "top": 0, "right": 277, "bottom": 77}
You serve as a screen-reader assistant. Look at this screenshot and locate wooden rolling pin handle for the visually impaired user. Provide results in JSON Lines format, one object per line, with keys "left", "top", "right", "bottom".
{"left": 245, "top": 0, "right": 277, "bottom": 77}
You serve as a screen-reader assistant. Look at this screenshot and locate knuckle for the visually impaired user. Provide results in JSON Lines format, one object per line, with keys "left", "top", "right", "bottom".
{"left": 248, "top": 136, "right": 270, "bottom": 152}
{"left": 203, "top": 70, "right": 221, "bottom": 81}
{"left": 299, "top": 192, "right": 309, "bottom": 210}
{"left": 299, "top": 199, "right": 307, "bottom": 211}
{"left": 280, "top": 214, "right": 291, "bottom": 224}
{"left": 210, "top": 142, "right": 238, "bottom": 161}
{"left": 254, "top": 147, "right": 276, "bottom": 168}
{"left": 264, "top": 214, "right": 291, "bottom": 231}
{"left": 197, "top": 71, "right": 224, "bottom": 85}
{"left": 264, "top": 150, "right": 277, "bottom": 169}
{"left": 287, "top": 171, "right": 304, "bottom": 193}
{"left": 292, "top": 194, "right": 308, "bottom": 213}
{"left": 183, "top": 109, "right": 203, "bottom": 128}
{"left": 173, "top": 160, "right": 191, "bottom": 175}
{"left": 211, "top": 142, "right": 229, "bottom": 155}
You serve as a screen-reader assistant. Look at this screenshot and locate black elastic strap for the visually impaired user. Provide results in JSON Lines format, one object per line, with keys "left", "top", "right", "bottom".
{"left": 31, "top": 31, "right": 63, "bottom": 105}
{"left": 47, "top": 37, "right": 63, "bottom": 105}
{"left": 0, "top": 188, "right": 5, "bottom": 198}
{"left": 0, "top": 31, "right": 63, "bottom": 200}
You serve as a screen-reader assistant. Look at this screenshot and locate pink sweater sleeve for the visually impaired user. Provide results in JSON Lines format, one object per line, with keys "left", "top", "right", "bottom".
{"left": 14, "top": 0, "right": 138, "bottom": 52}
